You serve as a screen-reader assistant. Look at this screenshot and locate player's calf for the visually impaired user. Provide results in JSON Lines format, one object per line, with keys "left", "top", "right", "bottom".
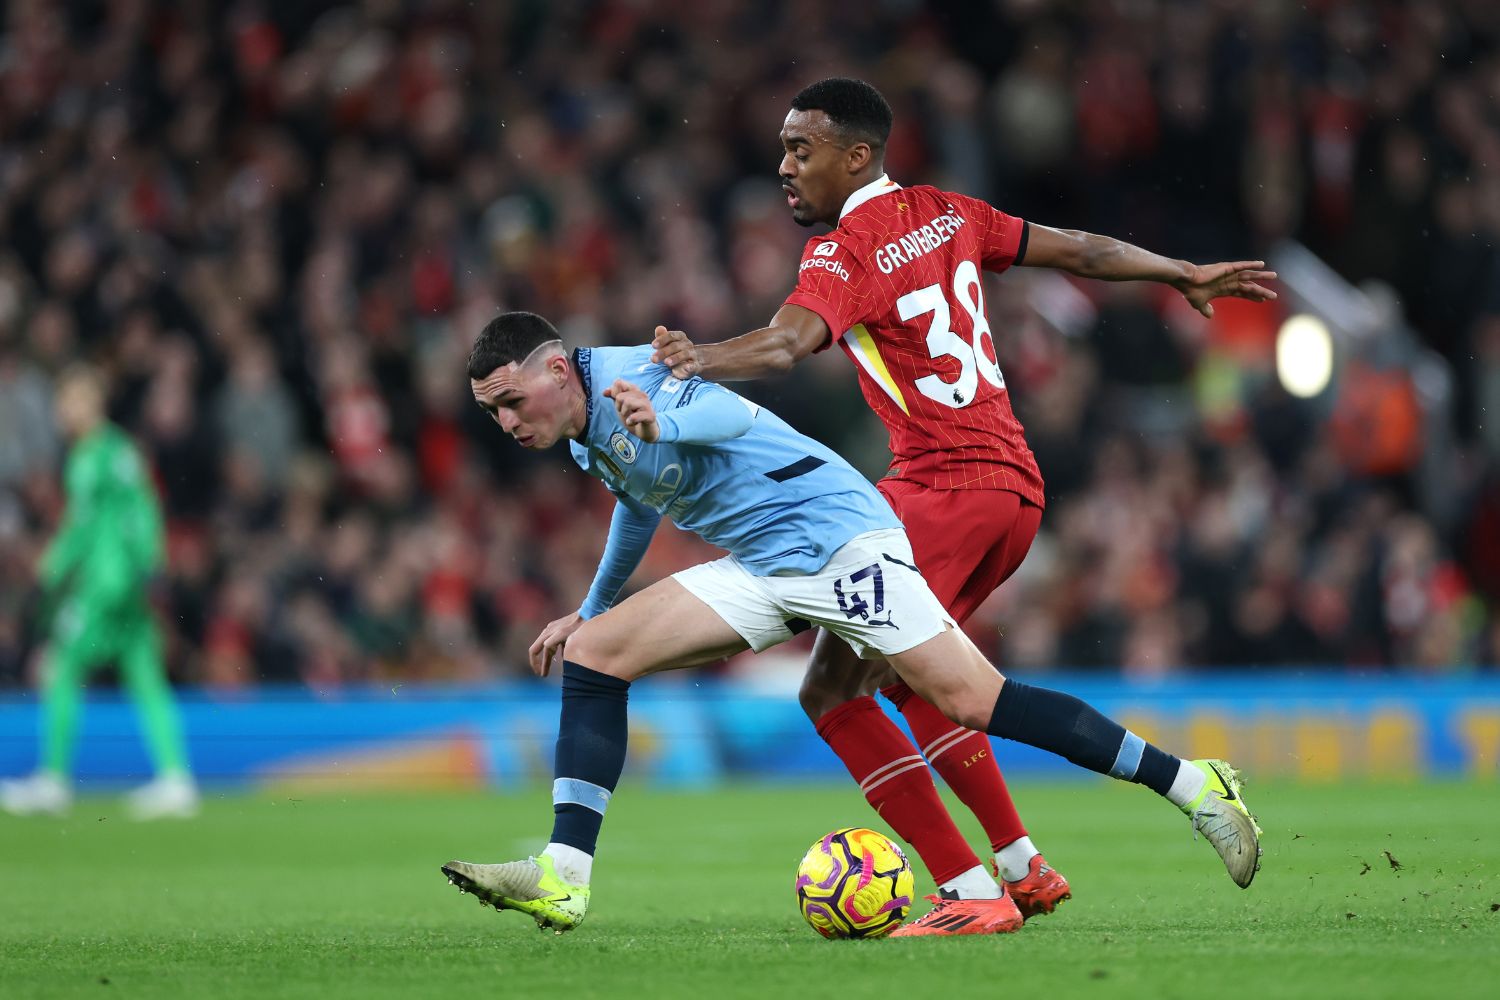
{"left": 886, "top": 632, "right": 1262, "bottom": 887}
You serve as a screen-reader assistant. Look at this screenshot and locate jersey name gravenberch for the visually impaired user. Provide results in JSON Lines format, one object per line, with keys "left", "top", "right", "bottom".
{"left": 784, "top": 179, "right": 1045, "bottom": 504}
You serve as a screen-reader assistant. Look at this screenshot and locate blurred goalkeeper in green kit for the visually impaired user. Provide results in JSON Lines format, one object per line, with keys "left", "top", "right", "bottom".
{"left": 1, "top": 365, "right": 199, "bottom": 820}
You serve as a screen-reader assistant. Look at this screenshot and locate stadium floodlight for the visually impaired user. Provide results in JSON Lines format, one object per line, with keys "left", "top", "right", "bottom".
{"left": 1276, "top": 313, "right": 1334, "bottom": 399}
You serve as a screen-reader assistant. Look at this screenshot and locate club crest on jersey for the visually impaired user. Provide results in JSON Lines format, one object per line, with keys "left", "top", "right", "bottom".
{"left": 608, "top": 431, "right": 639, "bottom": 465}
{"left": 814, "top": 240, "right": 840, "bottom": 256}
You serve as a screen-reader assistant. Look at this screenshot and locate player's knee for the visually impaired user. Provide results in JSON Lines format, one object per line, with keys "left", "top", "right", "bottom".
{"left": 43, "top": 649, "right": 87, "bottom": 689}
{"left": 797, "top": 676, "right": 845, "bottom": 722}
{"left": 922, "top": 684, "right": 992, "bottom": 732}
{"left": 952, "top": 697, "right": 993, "bottom": 733}
{"left": 798, "top": 654, "right": 883, "bottom": 722}
{"left": 563, "top": 626, "right": 643, "bottom": 682}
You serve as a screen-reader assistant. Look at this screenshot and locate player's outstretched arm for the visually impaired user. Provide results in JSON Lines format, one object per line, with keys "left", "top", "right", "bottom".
{"left": 1019, "top": 223, "right": 1277, "bottom": 319}
{"left": 650, "top": 304, "right": 830, "bottom": 382}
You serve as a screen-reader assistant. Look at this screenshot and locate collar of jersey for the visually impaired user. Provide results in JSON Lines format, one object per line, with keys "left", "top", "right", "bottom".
{"left": 573, "top": 347, "right": 594, "bottom": 440}
{"left": 839, "top": 174, "right": 901, "bottom": 221}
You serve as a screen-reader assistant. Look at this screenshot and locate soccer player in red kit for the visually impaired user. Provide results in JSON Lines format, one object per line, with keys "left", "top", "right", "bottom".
{"left": 652, "top": 78, "right": 1276, "bottom": 936}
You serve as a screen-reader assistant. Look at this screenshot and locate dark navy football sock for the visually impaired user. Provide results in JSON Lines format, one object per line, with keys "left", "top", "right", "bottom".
{"left": 549, "top": 660, "right": 631, "bottom": 854}
{"left": 987, "top": 679, "right": 1180, "bottom": 796}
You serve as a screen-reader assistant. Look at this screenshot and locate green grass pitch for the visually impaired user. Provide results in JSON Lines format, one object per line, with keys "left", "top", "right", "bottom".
{"left": 2, "top": 779, "right": 1496, "bottom": 999}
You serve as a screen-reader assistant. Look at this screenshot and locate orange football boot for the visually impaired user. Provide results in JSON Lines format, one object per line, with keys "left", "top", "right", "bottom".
{"left": 889, "top": 890, "right": 1024, "bottom": 937}
{"left": 999, "top": 854, "right": 1071, "bottom": 920}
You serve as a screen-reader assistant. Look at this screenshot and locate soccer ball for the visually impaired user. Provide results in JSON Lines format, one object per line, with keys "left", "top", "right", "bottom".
{"left": 794, "top": 827, "right": 914, "bottom": 939}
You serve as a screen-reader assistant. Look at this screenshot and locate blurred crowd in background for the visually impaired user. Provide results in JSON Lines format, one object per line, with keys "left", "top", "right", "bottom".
{"left": 3, "top": 0, "right": 1500, "bottom": 688}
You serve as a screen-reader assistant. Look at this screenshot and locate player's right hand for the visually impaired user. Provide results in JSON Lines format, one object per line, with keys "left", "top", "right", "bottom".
{"left": 650, "top": 325, "right": 702, "bottom": 379}
{"left": 529, "top": 611, "right": 584, "bottom": 677}
{"left": 603, "top": 379, "right": 661, "bottom": 442}
{"left": 1177, "top": 260, "right": 1278, "bottom": 318}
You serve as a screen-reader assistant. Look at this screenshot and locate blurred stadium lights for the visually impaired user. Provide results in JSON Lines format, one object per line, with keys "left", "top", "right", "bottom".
{"left": 1270, "top": 240, "right": 1459, "bottom": 527}
{"left": 1275, "top": 314, "right": 1334, "bottom": 399}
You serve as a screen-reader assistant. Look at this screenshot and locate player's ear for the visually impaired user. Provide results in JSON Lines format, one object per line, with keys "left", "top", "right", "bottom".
{"left": 846, "top": 141, "right": 873, "bottom": 175}
{"left": 547, "top": 353, "right": 571, "bottom": 386}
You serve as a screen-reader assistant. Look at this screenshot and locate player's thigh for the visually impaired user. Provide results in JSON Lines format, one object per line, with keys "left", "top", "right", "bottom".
{"left": 564, "top": 577, "right": 749, "bottom": 681}
{"left": 47, "top": 598, "right": 125, "bottom": 682}
{"left": 776, "top": 527, "right": 952, "bottom": 666}
{"left": 884, "top": 628, "right": 1005, "bottom": 732}
{"left": 798, "top": 629, "right": 896, "bottom": 720}
{"left": 670, "top": 553, "right": 833, "bottom": 665}
{"left": 947, "top": 492, "right": 1041, "bottom": 623}
{"left": 769, "top": 525, "right": 1003, "bottom": 730}
{"left": 880, "top": 481, "right": 1026, "bottom": 624}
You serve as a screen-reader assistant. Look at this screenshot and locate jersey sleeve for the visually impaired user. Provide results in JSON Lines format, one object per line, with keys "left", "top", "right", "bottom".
{"left": 952, "top": 193, "right": 1029, "bottom": 273}
{"left": 782, "top": 236, "right": 871, "bottom": 352}
{"left": 654, "top": 378, "right": 757, "bottom": 445}
{"left": 578, "top": 498, "right": 661, "bottom": 619}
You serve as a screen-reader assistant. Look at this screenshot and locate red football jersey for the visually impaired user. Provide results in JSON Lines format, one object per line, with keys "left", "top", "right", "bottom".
{"left": 783, "top": 178, "right": 1044, "bottom": 504}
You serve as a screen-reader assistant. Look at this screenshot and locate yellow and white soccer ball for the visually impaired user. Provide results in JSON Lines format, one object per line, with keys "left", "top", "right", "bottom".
{"left": 794, "top": 827, "right": 914, "bottom": 939}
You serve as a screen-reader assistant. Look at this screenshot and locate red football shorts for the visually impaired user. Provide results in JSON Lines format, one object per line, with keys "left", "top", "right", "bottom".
{"left": 875, "top": 480, "right": 1042, "bottom": 625}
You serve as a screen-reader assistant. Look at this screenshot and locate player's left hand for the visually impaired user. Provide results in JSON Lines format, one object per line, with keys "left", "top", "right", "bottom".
{"left": 529, "top": 611, "right": 584, "bottom": 677}
{"left": 1177, "top": 260, "right": 1278, "bottom": 318}
{"left": 603, "top": 379, "right": 660, "bottom": 442}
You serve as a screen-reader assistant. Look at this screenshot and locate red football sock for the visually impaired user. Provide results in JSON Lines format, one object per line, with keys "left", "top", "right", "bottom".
{"left": 815, "top": 696, "right": 980, "bottom": 886}
{"left": 882, "top": 682, "right": 1028, "bottom": 852}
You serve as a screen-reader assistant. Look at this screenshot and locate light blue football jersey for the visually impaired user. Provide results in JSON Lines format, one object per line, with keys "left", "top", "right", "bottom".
{"left": 568, "top": 345, "right": 899, "bottom": 576}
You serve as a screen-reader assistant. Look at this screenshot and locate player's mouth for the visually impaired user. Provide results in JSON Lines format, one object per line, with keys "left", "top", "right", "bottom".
{"left": 516, "top": 433, "right": 536, "bottom": 447}
{"left": 784, "top": 185, "right": 801, "bottom": 209}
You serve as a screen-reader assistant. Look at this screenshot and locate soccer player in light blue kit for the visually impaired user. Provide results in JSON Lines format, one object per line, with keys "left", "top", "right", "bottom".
{"left": 444, "top": 312, "right": 1260, "bottom": 933}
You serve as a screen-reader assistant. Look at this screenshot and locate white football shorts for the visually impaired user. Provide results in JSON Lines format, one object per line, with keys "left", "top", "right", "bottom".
{"left": 672, "top": 528, "right": 956, "bottom": 660}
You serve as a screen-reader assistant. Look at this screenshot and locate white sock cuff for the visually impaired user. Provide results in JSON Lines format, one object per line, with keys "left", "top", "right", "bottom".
{"left": 1166, "top": 760, "right": 1207, "bottom": 809}
{"left": 938, "top": 864, "right": 1003, "bottom": 900}
{"left": 994, "top": 835, "right": 1039, "bottom": 882}
{"left": 542, "top": 842, "right": 594, "bottom": 885}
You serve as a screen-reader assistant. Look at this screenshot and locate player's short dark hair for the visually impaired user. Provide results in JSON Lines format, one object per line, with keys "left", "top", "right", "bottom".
{"left": 466, "top": 311, "right": 563, "bottom": 381}
{"left": 790, "top": 78, "right": 893, "bottom": 151}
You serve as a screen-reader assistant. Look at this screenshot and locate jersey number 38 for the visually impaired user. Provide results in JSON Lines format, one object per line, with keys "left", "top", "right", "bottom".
{"left": 896, "top": 260, "right": 1005, "bottom": 409}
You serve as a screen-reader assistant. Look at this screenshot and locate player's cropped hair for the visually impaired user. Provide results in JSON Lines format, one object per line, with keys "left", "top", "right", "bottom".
{"left": 467, "top": 311, "right": 563, "bottom": 380}
{"left": 790, "top": 78, "right": 893, "bottom": 151}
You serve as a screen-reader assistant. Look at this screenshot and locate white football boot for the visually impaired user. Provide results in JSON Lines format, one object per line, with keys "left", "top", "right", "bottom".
{"left": 442, "top": 854, "right": 590, "bottom": 933}
{"left": 0, "top": 772, "right": 73, "bottom": 817}
{"left": 125, "top": 774, "right": 201, "bottom": 820}
{"left": 1182, "top": 759, "right": 1262, "bottom": 888}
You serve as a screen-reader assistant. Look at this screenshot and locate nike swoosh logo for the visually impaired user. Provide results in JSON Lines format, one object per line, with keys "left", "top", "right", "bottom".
{"left": 1209, "top": 763, "right": 1237, "bottom": 802}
